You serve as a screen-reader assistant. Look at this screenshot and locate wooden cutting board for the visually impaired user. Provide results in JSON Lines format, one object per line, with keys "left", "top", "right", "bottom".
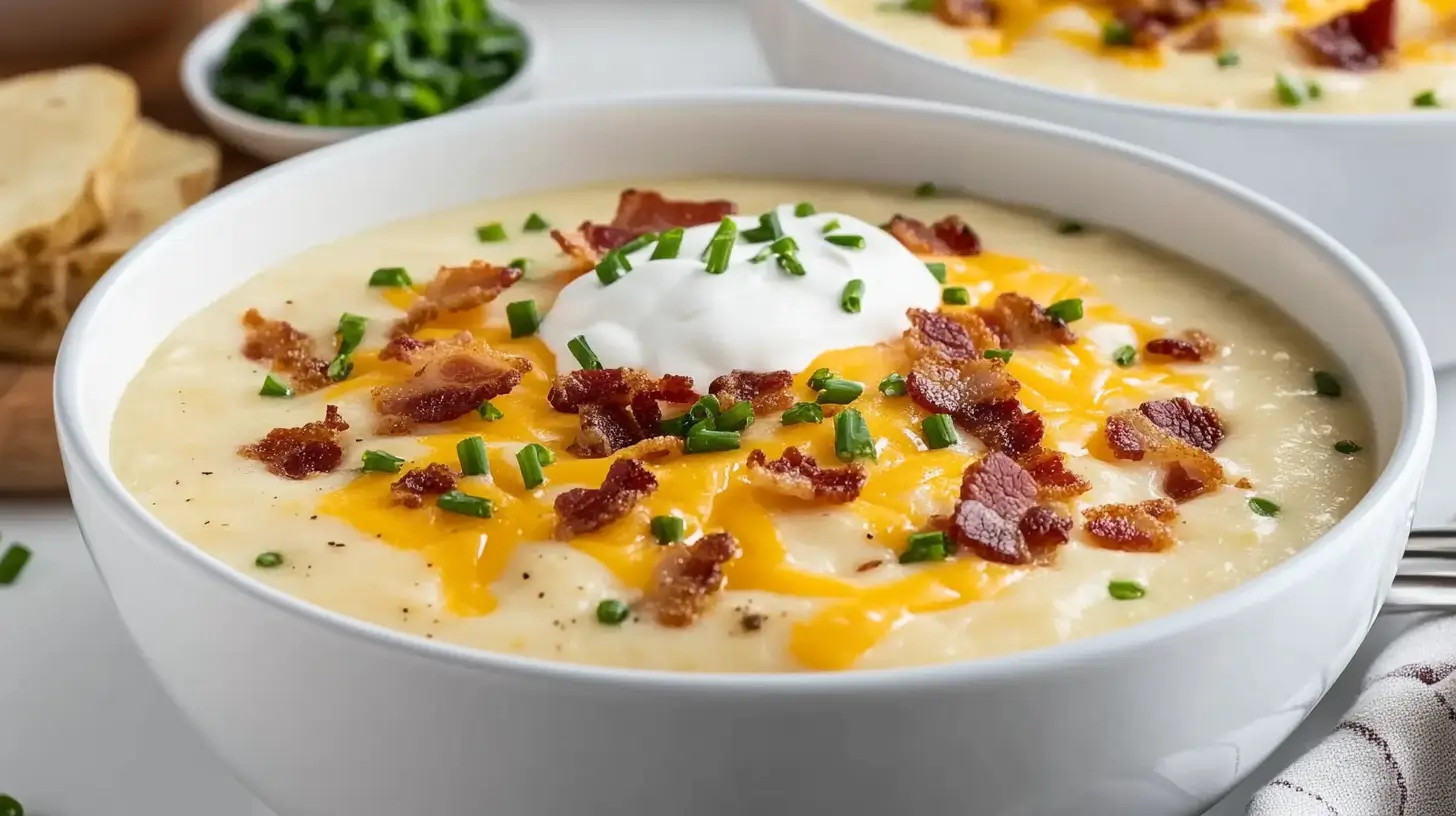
{"left": 0, "top": 0, "right": 260, "bottom": 495}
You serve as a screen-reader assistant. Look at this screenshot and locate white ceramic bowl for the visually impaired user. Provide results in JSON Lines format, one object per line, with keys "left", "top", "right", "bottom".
{"left": 180, "top": 1, "right": 543, "bottom": 163}
{"left": 742, "top": 0, "right": 1456, "bottom": 370}
{"left": 56, "top": 90, "right": 1434, "bottom": 816}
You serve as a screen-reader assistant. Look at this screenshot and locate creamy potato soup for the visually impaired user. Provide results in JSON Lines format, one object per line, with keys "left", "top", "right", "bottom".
{"left": 830, "top": 0, "right": 1455, "bottom": 111}
{"left": 112, "top": 179, "right": 1373, "bottom": 672}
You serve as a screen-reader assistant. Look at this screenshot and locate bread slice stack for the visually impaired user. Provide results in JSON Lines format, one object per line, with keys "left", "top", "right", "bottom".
{"left": 0, "top": 65, "right": 221, "bottom": 361}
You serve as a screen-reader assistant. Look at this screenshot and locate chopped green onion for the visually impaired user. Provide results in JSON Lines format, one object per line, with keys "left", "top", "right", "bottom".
{"left": 704, "top": 218, "right": 739, "bottom": 274}
{"left": 326, "top": 355, "right": 353, "bottom": 382}
{"left": 336, "top": 313, "right": 366, "bottom": 356}
{"left": 0, "top": 793, "right": 22, "bottom": 816}
{"left": 516, "top": 444, "right": 546, "bottom": 489}
{"left": 841, "top": 279, "right": 865, "bottom": 313}
{"left": 1313, "top": 370, "right": 1342, "bottom": 397}
{"left": 750, "top": 244, "right": 774, "bottom": 264}
{"left": 878, "top": 373, "right": 907, "bottom": 397}
{"left": 438, "top": 490, "right": 493, "bottom": 518}
{"left": 456, "top": 436, "right": 489, "bottom": 477}
{"left": 594, "top": 251, "right": 631, "bottom": 285}
{"left": 659, "top": 412, "right": 695, "bottom": 437}
{"left": 794, "top": 202, "right": 817, "bottom": 217}
{"left": 921, "top": 413, "right": 958, "bottom": 450}
{"left": 808, "top": 367, "right": 836, "bottom": 391}
{"left": 689, "top": 395, "right": 722, "bottom": 422}
{"left": 652, "top": 228, "right": 685, "bottom": 260}
{"left": 716, "top": 400, "right": 755, "bottom": 432}
{"left": 568, "top": 335, "right": 602, "bottom": 370}
{"left": 1414, "top": 89, "right": 1440, "bottom": 108}
{"left": 1055, "top": 220, "right": 1085, "bottom": 235}
{"left": 1307, "top": 81, "right": 1324, "bottom": 100}
{"left": 925, "top": 262, "right": 947, "bottom": 283}
{"left": 822, "top": 218, "right": 842, "bottom": 234}
{"left": 1248, "top": 497, "right": 1280, "bottom": 517}
{"left": 776, "top": 253, "right": 806, "bottom": 276}
{"left": 255, "top": 551, "right": 283, "bottom": 568}
{"left": 1046, "top": 298, "right": 1084, "bottom": 322}
{"left": 1274, "top": 73, "right": 1305, "bottom": 107}
{"left": 984, "top": 348, "right": 1013, "bottom": 363}
{"left": 507, "top": 257, "right": 530, "bottom": 272}
{"left": 817, "top": 378, "right": 864, "bottom": 405}
{"left": 1334, "top": 440, "right": 1362, "bottom": 455}
{"left": 596, "top": 599, "right": 630, "bottom": 625}
{"left": 475, "top": 222, "right": 508, "bottom": 243}
{"left": 478, "top": 400, "right": 504, "bottom": 421}
{"left": 899, "top": 531, "right": 949, "bottom": 564}
{"left": 685, "top": 425, "right": 741, "bottom": 454}
{"left": 1216, "top": 50, "right": 1240, "bottom": 68}
{"left": 913, "top": 182, "right": 937, "bottom": 198}
{"left": 781, "top": 402, "right": 825, "bottom": 425}
{"left": 942, "top": 287, "right": 971, "bottom": 306}
{"left": 506, "top": 300, "right": 540, "bottom": 338}
{"left": 741, "top": 211, "right": 783, "bottom": 243}
{"left": 651, "top": 515, "right": 686, "bottom": 544}
{"left": 525, "top": 443, "right": 556, "bottom": 466}
{"left": 523, "top": 213, "right": 550, "bottom": 232}
{"left": 770, "top": 236, "right": 800, "bottom": 255}
{"left": 827, "top": 234, "right": 866, "bottom": 250}
{"left": 360, "top": 450, "right": 405, "bottom": 473}
{"left": 369, "top": 266, "right": 412, "bottom": 287}
{"left": 1113, "top": 345, "right": 1137, "bottom": 367}
{"left": 1101, "top": 20, "right": 1134, "bottom": 46}
{"left": 618, "top": 232, "right": 659, "bottom": 256}
{"left": 1108, "top": 580, "right": 1146, "bottom": 600}
{"left": 260, "top": 374, "right": 293, "bottom": 398}
{"left": 834, "top": 408, "right": 877, "bottom": 462}
{"left": 879, "top": 0, "right": 935, "bottom": 11}
{"left": 0, "top": 544, "right": 31, "bottom": 585}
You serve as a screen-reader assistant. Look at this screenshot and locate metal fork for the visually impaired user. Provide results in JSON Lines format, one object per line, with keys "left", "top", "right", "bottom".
{"left": 1390, "top": 528, "right": 1456, "bottom": 610}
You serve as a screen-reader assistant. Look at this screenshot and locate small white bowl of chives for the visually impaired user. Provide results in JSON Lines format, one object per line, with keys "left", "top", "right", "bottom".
{"left": 182, "top": 0, "right": 545, "bottom": 163}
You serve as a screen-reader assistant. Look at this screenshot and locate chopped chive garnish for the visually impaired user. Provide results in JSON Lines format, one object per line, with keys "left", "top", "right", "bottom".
{"left": 794, "top": 202, "right": 817, "bottom": 217}
{"left": 456, "top": 436, "right": 489, "bottom": 477}
{"left": 1046, "top": 298, "right": 1084, "bottom": 322}
{"left": 260, "top": 374, "right": 293, "bottom": 398}
{"left": 817, "top": 378, "right": 864, "bottom": 405}
{"left": 762, "top": 210, "right": 784, "bottom": 240}
{"left": 1248, "top": 497, "right": 1280, "bottom": 517}
{"left": 716, "top": 400, "right": 755, "bottom": 432}
{"left": 984, "top": 348, "right": 1013, "bottom": 363}
{"left": 1108, "top": 580, "right": 1146, "bottom": 600}
{"left": 750, "top": 245, "right": 774, "bottom": 264}
{"left": 841, "top": 279, "right": 865, "bottom": 313}
{"left": 594, "top": 251, "right": 630, "bottom": 285}
{"left": 689, "top": 394, "right": 722, "bottom": 421}
{"left": 596, "top": 599, "right": 630, "bottom": 625}
{"left": 685, "top": 425, "right": 741, "bottom": 454}
{"left": 651, "top": 515, "right": 686, "bottom": 544}
{"left": 822, "top": 218, "right": 842, "bottom": 234}
{"left": 827, "top": 234, "right": 866, "bottom": 250}
{"left": 326, "top": 355, "right": 353, "bottom": 382}
{"left": 1414, "top": 89, "right": 1440, "bottom": 108}
{"left": 0, "top": 793, "right": 22, "bottom": 816}
{"left": 770, "top": 236, "right": 800, "bottom": 255}
{"left": 1101, "top": 20, "right": 1134, "bottom": 46}
{"left": 1307, "top": 81, "right": 1324, "bottom": 100}
{"left": 507, "top": 257, "right": 530, "bottom": 271}
{"left": 880, "top": 0, "right": 935, "bottom": 11}
{"left": 438, "top": 490, "right": 493, "bottom": 518}
{"left": 336, "top": 313, "right": 367, "bottom": 356}
{"left": 878, "top": 373, "right": 907, "bottom": 396}
{"left": 568, "top": 335, "right": 602, "bottom": 370}
{"left": 781, "top": 402, "right": 825, "bottom": 425}
{"left": 478, "top": 400, "right": 503, "bottom": 421}
{"left": 651, "top": 228, "right": 684, "bottom": 260}
{"left": 942, "top": 287, "right": 971, "bottom": 306}
{"left": 475, "top": 222, "right": 508, "bottom": 242}
{"left": 808, "top": 367, "right": 836, "bottom": 391}
{"left": 1055, "top": 220, "right": 1085, "bottom": 235}
{"left": 1215, "top": 50, "right": 1240, "bottom": 68}
{"left": 834, "top": 408, "right": 876, "bottom": 462}
{"left": 776, "top": 253, "right": 806, "bottom": 276}
{"left": 1334, "top": 440, "right": 1363, "bottom": 454}
{"left": 925, "top": 262, "right": 947, "bottom": 283}
{"left": 704, "top": 218, "right": 738, "bottom": 274}
{"left": 913, "top": 182, "right": 937, "bottom": 198}
{"left": 921, "top": 413, "right": 958, "bottom": 450}
{"left": 0, "top": 544, "right": 31, "bottom": 585}
{"left": 526, "top": 443, "right": 556, "bottom": 466}
{"left": 506, "top": 300, "right": 540, "bottom": 338}
{"left": 618, "top": 232, "right": 659, "bottom": 256}
{"left": 255, "top": 551, "right": 283, "bottom": 568}
{"left": 523, "top": 213, "right": 550, "bottom": 232}
{"left": 899, "top": 531, "right": 949, "bottom": 564}
{"left": 369, "top": 266, "right": 412, "bottom": 287}
{"left": 1113, "top": 345, "right": 1137, "bottom": 367}
{"left": 659, "top": 412, "right": 695, "bottom": 437}
{"left": 1274, "top": 73, "right": 1305, "bottom": 107}
{"left": 1313, "top": 370, "right": 1342, "bottom": 397}
{"left": 516, "top": 444, "right": 547, "bottom": 489}
{"left": 361, "top": 449, "right": 405, "bottom": 473}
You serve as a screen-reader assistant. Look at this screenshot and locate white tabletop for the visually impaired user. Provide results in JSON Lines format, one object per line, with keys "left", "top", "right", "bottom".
{"left": 0, "top": 2, "right": 1447, "bottom": 813}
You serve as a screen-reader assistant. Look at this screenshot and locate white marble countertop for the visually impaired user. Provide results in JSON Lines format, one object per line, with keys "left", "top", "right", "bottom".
{"left": 0, "top": 2, "right": 1447, "bottom": 813}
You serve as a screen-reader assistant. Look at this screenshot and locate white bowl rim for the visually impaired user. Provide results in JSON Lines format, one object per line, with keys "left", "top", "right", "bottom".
{"left": 57, "top": 88, "right": 1435, "bottom": 692}
{"left": 778, "top": 0, "right": 1456, "bottom": 126}
{"left": 180, "top": 0, "right": 544, "bottom": 140}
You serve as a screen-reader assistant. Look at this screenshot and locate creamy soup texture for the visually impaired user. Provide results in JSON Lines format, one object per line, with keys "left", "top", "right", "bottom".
{"left": 112, "top": 179, "right": 1373, "bottom": 673}
{"left": 827, "top": 0, "right": 1456, "bottom": 111}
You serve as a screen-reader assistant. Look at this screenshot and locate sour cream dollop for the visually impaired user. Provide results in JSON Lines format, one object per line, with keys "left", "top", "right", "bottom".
{"left": 539, "top": 205, "right": 942, "bottom": 385}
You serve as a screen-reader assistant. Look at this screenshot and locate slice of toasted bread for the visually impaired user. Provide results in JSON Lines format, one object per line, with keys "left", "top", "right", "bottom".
{"left": 0, "top": 65, "right": 139, "bottom": 268}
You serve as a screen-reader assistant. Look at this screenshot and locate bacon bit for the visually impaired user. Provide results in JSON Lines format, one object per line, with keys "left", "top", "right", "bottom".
{"left": 1141, "top": 397, "right": 1224, "bottom": 452}
{"left": 744, "top": 447, "right": 868, "bottom": 504}
{"left": 378, "top": 334, "right": 432, "bottom": 363}
{"left": 1113, "top": 0, "right": 1220, "bottom": 47}
{"left": 552, "top": 189, "right": 738, "bottom": 267}
{"left": 548, "top": 368, "right": 698, "bottom": 458}
{"left": 935, "top": 0, "right": 998, "bottom": 26}
{"left": 390, "top": 261, "right": 523, "bottom": 338}
{"left": 904, "top": 307, "right": 999, "bottom": 361}
{"left": 553, "top": 458, "right": 658, "bottom": 540}
{"left": 1296, "top": 0, "right": 1395, "bottom": 71}
{"left": 709, "top": 369, "right": 795, "bottom": 413}
{"left": 856, "top": 559, "right": 886, "bottom": 573}
{"left": 932, "top": 215, "right": 983, "bottom": 256}
{"left": 1083, "top": 499, "right": 1179, "bottom": 552}
{"left": 965, "top": 400, "right": 1046, "bottom": 459}
{"left": 240, "top": 309, "right": 331, "bottom": 393}
{"left": 238, "top": 405, "right": 349, "bottom": 479}
{"left": 1145, "top": 329, "right": 1218, "bottom": 363}
{"left": 372, "top": 341, "right": 531, "bottom": 435}
{"left": 1104, "top": 398, "right": 1226, "bottom": 501}
{"left": 886, "top": 214, "right": 983, "bottom": 257}
{"left": 619, "top": 435, "right": 685, "bottom": 462}
{"left": 950, "top": 452, "right": 1070, "bottom": 565}
{"left": 1234, "top": 476, "right": 1253, "bottom": 490}
{"left": 1020, "top": 447, "right": 1093, "bottom": 501}
{"left": 649, "top": 531, "right": 739, "bottom": 628}
{"left": 549, "top": 228, "right": 600, "bottom": 273}
{"left": 976, "top": 293, "right": 1076, "bottom": 348}
{"left": 1173, "top": 20, "right": 1221, "bottom": 51}
{"left": 907, "top": 354, "right": 1046, "bottom": 457}
{"left": 1019, "top": 506, "right": 1074, "bottom": 558}
{"left": 390, "top": 463, "right": 459, "bottom": 509}
{"left": 572, "top": 404, "right": 645, "bottom": 459}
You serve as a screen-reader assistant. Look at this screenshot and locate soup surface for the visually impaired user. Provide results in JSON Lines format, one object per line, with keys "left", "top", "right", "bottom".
{"left": 826, "top": 0, "right": 1455, "bottom": 112}
{"left": 112, "top": 178, "right": 1373, "bottom": 672}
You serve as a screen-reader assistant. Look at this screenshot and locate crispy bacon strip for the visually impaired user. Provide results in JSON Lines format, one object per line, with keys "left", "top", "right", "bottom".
{"left": 907, "top": 354, "right": 1047, "bottom": 458}
{"left": 745, "top": 447, "right": 868, "bottom": 504}
{"left": 1145, "top": 329, "right": 1218, "bottom": 363}
{"left": 1083, "top": 499, "right": 1179, "bottom": 552}
{"left": 649, "top": 532, "right": 740, "bottom": 628}
{"left": 935, "top": 0, "right": 998, "bottom": 26}
{"left": 377, "top": 331, "right": 476, "bottom": 364}
{"left": 239, "top": 405, "right": 349, "bottom": 479}
{"left": 548, "top": 368, "right": 698, "bottom": 458}
{"left": 390, "top": 463, "right": 459, "bottom": 509}
{"left": 1295, "top": 0, "right": 1395, "bottom": 70}
{"left": 709, "top": 369, "right": 795, "bottom": 413}
{"left": 550, "top": 189, "right": 738, "bottom": 267}
{"left": 1105, "top": 398, "right": 1226, "bottom": 501}
{"left": 904, "top": 307, "right": 999, "bottom": 361}
{"left": 976, "top": 293, "right": 1076, "bottom": 348}
{"left": 554, "top": 458, "right": 658, "bottom": 539}
{"left": 948, "top": 452, "right": 1071, "bottom": 565}
{"left": 371, "top": 340, "right": 531, "bottom": 435}
{"left": 240, "top": 308, "right": 331, "bottom": 394}
{"left": 886, "top": 214, "right": 983, "bottom": 256}
{"left": 1020, "top": 447, "right": 1093, "bottom": 501}
{"left": 390, "top": 261, "right": 522, "bottom": 338}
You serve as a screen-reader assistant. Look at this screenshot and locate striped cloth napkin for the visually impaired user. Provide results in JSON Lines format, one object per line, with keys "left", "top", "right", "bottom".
{"left": 1248, "top": 615, "right": 1456, "bottom": 816}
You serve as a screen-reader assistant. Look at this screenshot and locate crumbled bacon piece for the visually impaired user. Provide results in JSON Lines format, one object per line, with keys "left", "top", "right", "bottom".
{"left": 240, "top": 308, "right": 331, "bottom": 393}
{"left": 709, "top": 369, "right": 794, "bottom": 413}
{"left": 390, "top": 463, "right": 459, "bottom": 509}
{"left": 745, "top": 447, "right": 868, "bottom": 504}
{"left": 649, "top": 532, "right": 739, "bottom": 627}
{"left": 886, "top": 215, "right": 983, "bottom": 256}
{"left": 976, "top": 293, "right": 1076, "bottom": 348}
{"left": 907, "top": 355, "right": 1045, "bottom": 458}
{"left": 1142, "top": 397, "right": 1224, "bottom": 452}
{"left": 932, "top": 215, "right": 983, "bottom": 256}
{"left": 1083, "top": 499, "right": 1179, "bottom": 552}
{"left": 548, "top": 368, "right": 697, "bottom": 458}
{"left": 1295, "top": 0, "right": 1395, "bottom": 71}
{"left": 1145, "top": 329, "right": 1218, "bottom": 363}
{"left": 238, "top": 405, "right": 349, "bottom": 479}
{"left": 572, "top": 404, "right": 646, "bottom": 459}
{"left": 553, "top": 458, "right": 658, "bottom": 539}
{"left": 935, "top": 0, "right": 998, "bottom": 26}
{"left": 1104, "top": 398, "right": 1226, "bottom": 501}
{"left": 390, "top": 261, "right": 522, "bottom": 337}
{"left": 551, "top": 189, "right": 738, "bottom": 266}
{"left": 1173, "top": 20, "right": 1221, "bottom": 52}
{"left": 378, "top": 334, "right": 432, "bottom": 363}
{"left": 1020, "top": 506, "right": 1074, "bottom": 556}
{"left": 619, "top": 436, "right": 685, "bottom": 462}
{"left": 1112, "top": 0, "right": 1220, "bottom": 46}
{"left": 372, "top": 341, "right": 531, "bottom": 434}
{"left": 1020, "top": 447, "right": 1093, "bottom": 501}
{"left": 549, "top": 228, "right": 600, "bottom": 272}
{"left": 904, "top": 308, "right": 999, "bottom": 361}
{"left": 949, "top": 452, "right": 1070, "bottom": 565}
